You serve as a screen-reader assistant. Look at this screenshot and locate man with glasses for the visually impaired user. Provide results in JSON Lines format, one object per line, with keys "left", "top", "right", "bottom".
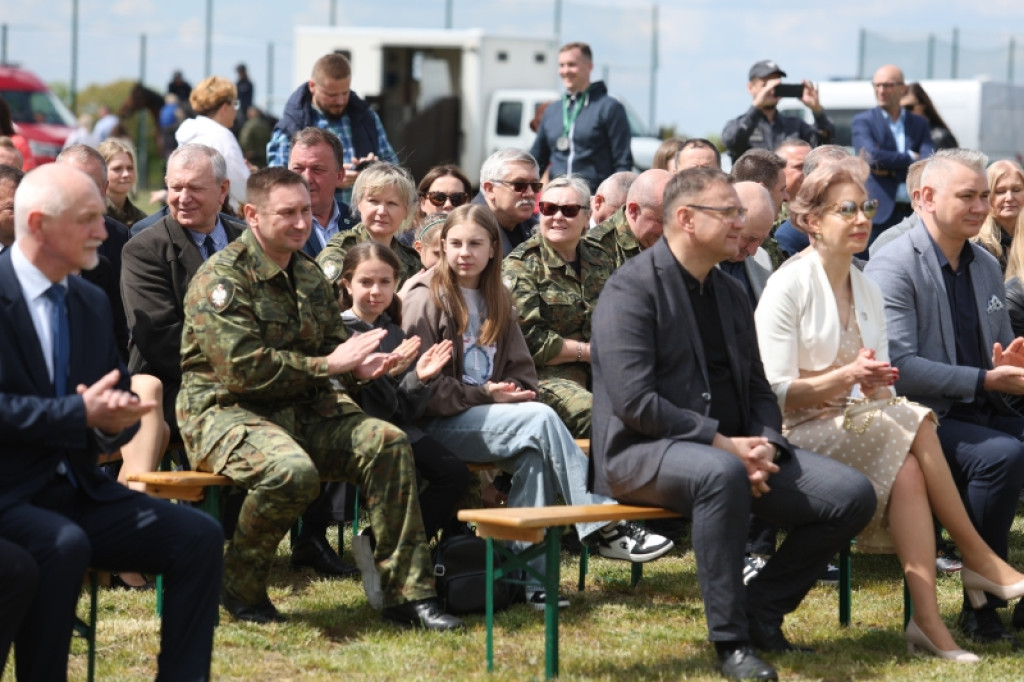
{"left": 865, "top": 149, "right": 1024, "bottom": 646}
{"left": 852, "top": 64, "right": 934, "bottom": 245}
{"left": 530, "top": 41, "right": 633, "bottom": 193}
{"left": 591, "top": 167, "right": 874, "bottom": 680}
{"left": 288, "top": 127, "right": 355, "bottom": 257}
{"left": 268, "top": 52, "right": 398, "bottom": 205}
{"left": 473, "top": 148, "right": 542, "bottom": 256}
{"left": 718, "top": 182, "right": 774, "bottom": 308}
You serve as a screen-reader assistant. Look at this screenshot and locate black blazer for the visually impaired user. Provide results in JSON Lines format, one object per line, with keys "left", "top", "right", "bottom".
{"left": 0, "top": 251, "right": 135, "bottom": 513}
{"left": 589, "top": 238, "right": 788, "bottom": 497}
{"left": 121, "top": 213, "right": 245, "bottom": 417}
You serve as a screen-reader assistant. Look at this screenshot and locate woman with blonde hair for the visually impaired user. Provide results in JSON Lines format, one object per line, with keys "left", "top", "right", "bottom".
{"left": 175, "top": 75, "right": 249, "bottom": 207}
{"left": 755, "top": 156, "right": 1024, "bottom": 663}
{"left": 973, "top": 160, "right": 1024, "bottom": 271}
{"left": 97, "top": 137, "right": 147, "bottom": 228}
{"left": 317, "top": 162, "right": 422, "bottom": 288}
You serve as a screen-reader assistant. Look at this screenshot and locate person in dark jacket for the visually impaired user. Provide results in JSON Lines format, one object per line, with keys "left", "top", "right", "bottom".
{"left": 266, "top": 52, "right": 398, "bottom": 205}
{"left": 902, "top": 83, "right": 959, "bottom": 150}
{"left": 530, "top": 42, "right": 633, "bottom": 192}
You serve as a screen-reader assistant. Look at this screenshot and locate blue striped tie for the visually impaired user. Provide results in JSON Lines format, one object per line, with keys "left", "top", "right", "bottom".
{"left": 44, "top": 284, "right": 77, "bottom": 486}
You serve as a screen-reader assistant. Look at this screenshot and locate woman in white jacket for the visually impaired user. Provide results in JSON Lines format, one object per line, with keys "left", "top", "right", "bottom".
{"left": 754, "top": 157, "right": 1024, "bottom": 663}
{"left": 176, "top": 75, "right": 250, "bottom": 209}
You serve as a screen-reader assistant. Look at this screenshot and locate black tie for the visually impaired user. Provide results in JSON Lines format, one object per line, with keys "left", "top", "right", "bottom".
{"left": 203, "top": 235, "right": 216, "bottom": 260}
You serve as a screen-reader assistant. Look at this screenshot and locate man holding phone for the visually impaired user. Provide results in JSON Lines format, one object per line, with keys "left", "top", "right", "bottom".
{"left": 722, "top": 59, "right": 835, "bottom": 163}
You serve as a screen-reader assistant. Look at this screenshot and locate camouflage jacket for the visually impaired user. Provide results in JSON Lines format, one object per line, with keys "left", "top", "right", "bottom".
{"left": 503, "top": 234, "right": 613, "bottom": 387}
{"left": 316, "top": 223, "right": 422, "bottom": 289}
{"left": 583, "top": 205, "right": 640, "bottom": 271}
{"left": 177, "top": 228, "right": 361, "bottom": 464}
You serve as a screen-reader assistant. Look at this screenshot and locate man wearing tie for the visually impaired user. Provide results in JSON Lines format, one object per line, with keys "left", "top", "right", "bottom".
{"left": 0, "top": 163, "right": 222, "bottom": 681}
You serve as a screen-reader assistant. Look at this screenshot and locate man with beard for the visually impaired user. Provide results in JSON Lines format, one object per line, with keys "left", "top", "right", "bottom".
{"left": 267, "top": 52, "right": 398, "bottom": 205}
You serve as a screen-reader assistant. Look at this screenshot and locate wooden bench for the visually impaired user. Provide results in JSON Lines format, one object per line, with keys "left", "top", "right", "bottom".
{"left": 457, "top": 503, "right": 680, "bottom": 680}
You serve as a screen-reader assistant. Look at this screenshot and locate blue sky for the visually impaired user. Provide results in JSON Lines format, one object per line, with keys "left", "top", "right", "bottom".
{"left": 1, "top": 0, "right": 1020, "bottom": 138}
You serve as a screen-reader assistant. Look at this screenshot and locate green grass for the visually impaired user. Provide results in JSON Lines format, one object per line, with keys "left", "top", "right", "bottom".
{"left": 10, "top": 519, "right": 1024, "bottom": 681}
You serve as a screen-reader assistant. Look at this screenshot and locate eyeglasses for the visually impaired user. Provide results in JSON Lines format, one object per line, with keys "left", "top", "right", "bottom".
{"left": 494, "top": 179, "right": 544, "bottom": 194}
{"left": 423, "top": 191, "right": 469, "bottom": 208}
{"left": 827, "top": 199, "right": 879, "bottom": 220}
{"left": 220, "top": 99, "right": 240, "bottom": 109}
{"left": 872, "top": 82, "right": 904, "bottom": 90}
{"left": 685, "top": 204, "right": 748, "bottom": 223}
{"left": 538, "top": 201, "right": 588, "bottom": 218}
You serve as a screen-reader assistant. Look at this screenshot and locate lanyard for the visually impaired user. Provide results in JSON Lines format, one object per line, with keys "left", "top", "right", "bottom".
{"left": 561, "top": 92, "right": 587, "bottom": 138}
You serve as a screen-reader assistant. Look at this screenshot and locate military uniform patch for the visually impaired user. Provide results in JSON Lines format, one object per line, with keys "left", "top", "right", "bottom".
{"left": 209, "top": 280, "right": 234, "bottom": 312}
{"left": 321, "top": 259, "right": 341, "bottom": 282}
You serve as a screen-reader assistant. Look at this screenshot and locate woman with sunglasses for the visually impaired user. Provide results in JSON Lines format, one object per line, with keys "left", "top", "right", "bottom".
{"left": 175, "top": 75, "right": 250, "bottom": 209}
{"left": 503, "top": 174, "right": 612, "bottom": 438}
{"left": 419, "top": 165, "right": 472, "bottom": 216}
{"left": 755, "top": 157, "right": 1024, "bottom": 663}
{"left": 901, "top": 83, "right": 959, "bottom": 150}
{"left": 317, "top": 162, "right": 422, "bottom": 289}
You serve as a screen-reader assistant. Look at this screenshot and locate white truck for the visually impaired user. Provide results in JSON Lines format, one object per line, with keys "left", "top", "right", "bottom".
{"left": 780, "top": 79, "right": 1024, "bottom": 162}
{"left": 292, "top": 26, "right": 659, "bottom": 185}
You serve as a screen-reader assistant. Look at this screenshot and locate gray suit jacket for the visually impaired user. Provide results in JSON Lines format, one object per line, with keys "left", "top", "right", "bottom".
{"left": 745, "top": 257, "right": 772, "bottom": 302}
{"left": 589, "top": 238, "right": 788, "bottom": 497}
{"left": 863, "top": 221, "right": 1014, "bottom": 416}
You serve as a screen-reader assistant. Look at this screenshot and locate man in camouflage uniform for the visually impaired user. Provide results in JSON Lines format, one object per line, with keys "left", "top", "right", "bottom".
{"left": 504, "top": 175, "right": 614, "bottom": 438}
{"left": 177, "top": 167, "right": 462, "bottom": 630}
{"left": 585, "top": 169, "right": 671, "bottom": 270}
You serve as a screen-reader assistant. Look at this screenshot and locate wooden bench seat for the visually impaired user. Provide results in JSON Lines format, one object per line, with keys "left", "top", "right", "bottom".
{"left": 457, "top": 503, "right": 680, "bottom": 680}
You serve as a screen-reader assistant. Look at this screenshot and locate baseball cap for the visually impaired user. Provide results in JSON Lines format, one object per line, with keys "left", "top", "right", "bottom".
{"left": 749, "top": 60, "right": 787, "bottom": 80}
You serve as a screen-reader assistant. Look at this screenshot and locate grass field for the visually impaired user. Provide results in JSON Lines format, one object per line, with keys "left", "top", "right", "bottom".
{"left": 9, "top": 518, "right": 1024, "bottom": 681}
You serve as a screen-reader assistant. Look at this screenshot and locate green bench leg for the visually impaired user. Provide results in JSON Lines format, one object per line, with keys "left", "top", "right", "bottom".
{"left": 839, "top": 546, "right": 851, "bottom": 626}
{"left": 543, "top": 527, "right": 562, "bottom": 680}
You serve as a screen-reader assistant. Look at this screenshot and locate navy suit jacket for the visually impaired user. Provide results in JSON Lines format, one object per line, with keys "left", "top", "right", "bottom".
{"left": 0, "top": 250, "right": 135, "bottom": 513}
{"left": 851, "top": 107, "right": 934, "bottom": 225}
{"left": 301, "top": 200, "right": 353, "bottom": 258}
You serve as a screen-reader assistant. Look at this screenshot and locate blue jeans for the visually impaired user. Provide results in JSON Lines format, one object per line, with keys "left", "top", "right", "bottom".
{"left": 424, "top": 402, "right": 613, "bottom": 590}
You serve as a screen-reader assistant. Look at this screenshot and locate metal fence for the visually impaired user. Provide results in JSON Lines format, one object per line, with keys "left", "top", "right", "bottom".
{"left": 858, "top": 28, "right": 1023, "bottom": 83}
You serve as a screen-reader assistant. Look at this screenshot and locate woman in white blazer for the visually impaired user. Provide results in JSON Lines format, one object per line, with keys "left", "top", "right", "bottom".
{"left": 755, "top": 157, "right": 1024, "bottom": 663}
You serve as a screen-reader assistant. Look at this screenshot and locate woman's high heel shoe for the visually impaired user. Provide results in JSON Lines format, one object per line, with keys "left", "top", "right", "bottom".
{"left": 961, "top": 567, "right": 1024, "bottom": 609}
{"left": 905, "top": 620, "right": 979, "bottom": 663}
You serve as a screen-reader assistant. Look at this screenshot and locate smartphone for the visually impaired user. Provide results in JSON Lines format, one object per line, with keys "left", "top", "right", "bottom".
{"left": 774, "top": 83, "right": 804, "bottom": 98}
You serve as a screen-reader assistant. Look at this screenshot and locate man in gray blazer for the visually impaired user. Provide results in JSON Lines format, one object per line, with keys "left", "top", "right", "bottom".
{"left": 591, "top": 168, "right": 875, "bottom": 681}
{"left": 864, "top": 148, "right": 1024, "bottom": 644}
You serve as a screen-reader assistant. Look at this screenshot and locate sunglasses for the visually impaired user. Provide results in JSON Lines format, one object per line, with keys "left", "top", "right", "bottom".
{"left": 538, "top": 201, "right": 587, "bottom": 218}
{"left": 494, "top": 180, "right": 544, "bottom": 194}
{"left": 902, "top": 102, "right": 920, "bottom": 111}
{"left": 828, "top": 199, "right": 879, "bottom": 220}
{"left": 423, "top": 191, "right": 469, "bottom": 208}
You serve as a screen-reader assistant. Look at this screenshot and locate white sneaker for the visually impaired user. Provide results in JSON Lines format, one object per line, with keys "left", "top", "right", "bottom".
{"left": 594, "top": 521, "right": 674, "bottom": 562}
{"left": 526, "top": 591, "right": 569, "bottom": 611}
{"left": 352, "top": 529, "right": 383, "bottom": 610}
{"left": 743, "top": 555, "right": 767, "bottom": 586}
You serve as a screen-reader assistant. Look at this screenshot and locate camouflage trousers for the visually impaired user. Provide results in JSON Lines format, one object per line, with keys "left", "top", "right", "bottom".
{"left": 538, "top": 377, "right": 592, "bottom": 439}
{"left": 212, "top": 410, "right": 435, "bottom": 608}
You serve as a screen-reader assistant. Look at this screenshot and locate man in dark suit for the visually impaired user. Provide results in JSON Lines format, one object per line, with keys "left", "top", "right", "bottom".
{"left": 590, "top": 167, "right": 875, "bottom": 681}
{"left": 122, "top": 143, "right": 245, "bottom": 436}
{"left": 852, "top": 64, "right": 935, "bottom": 245}
{"left": 0, "top": 163, "right": 221, "bottom": 681}
{"left": 287, "top": 126, "right": 353, "bottom": 257}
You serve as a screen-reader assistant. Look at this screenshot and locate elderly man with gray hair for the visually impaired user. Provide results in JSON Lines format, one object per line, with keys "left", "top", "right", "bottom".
{"left": 772, "top": 144, "right": 851, "bottom": 259}
{"left": 471, "top": 147, "right": 541, "bottom": 255}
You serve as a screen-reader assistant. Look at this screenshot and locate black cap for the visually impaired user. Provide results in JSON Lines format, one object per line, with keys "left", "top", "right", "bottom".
{"left": 748, "top": 60, "right": 786, "bottom": 80}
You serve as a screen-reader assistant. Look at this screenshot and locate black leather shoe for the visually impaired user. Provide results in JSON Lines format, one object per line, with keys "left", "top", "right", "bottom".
{"left": 382, "top": 598, "right": 465, "bottom": 631}
{"left": 290, "top": 535, "right": 359, "bottom": 577}
{"left": 958, "top": 606, "right": 1020, "bottom": 647}
{"left": 748, "top": 618, "right": 815, "bottom": 653}
{"left": 718, "top": 646, "right": 778, "bottom": 681}
{"left": 221, "top": 587, "right": 287, "bottom": 624}
{"left": 1013, "top": 600, "right": 1024, "bottom": 630}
